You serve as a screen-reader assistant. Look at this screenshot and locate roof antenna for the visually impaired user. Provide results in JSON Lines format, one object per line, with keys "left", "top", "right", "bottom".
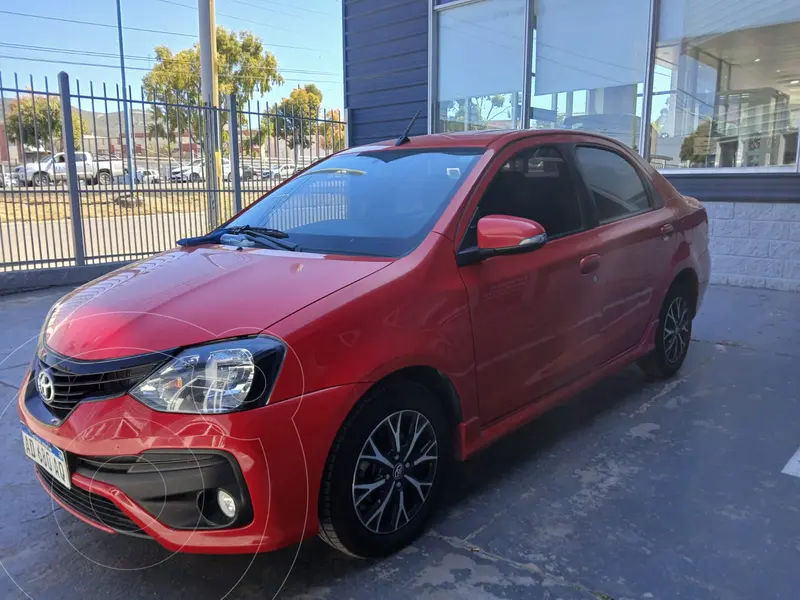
{"left": 395, "top": 109, "right": 421, "bottom": 146}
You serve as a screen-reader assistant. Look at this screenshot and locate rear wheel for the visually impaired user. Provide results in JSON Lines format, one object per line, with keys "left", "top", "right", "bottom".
{"left": 32, "top": 172, "right": 50, "bottom": 187}
{"left": 189, "top": 172, "right": 201, "bottom": 183}
{"left": 638, "top": 284, "right": 693, "bottom": 379}
{"left": 97, "top": 171, "right": 112, "bottom": 185}
{"left": 319, "top": 380, "right": 451, "bottom": 558}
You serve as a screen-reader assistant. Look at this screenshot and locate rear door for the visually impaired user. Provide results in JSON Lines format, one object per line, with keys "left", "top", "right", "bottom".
{"left": 457, "top": 141, "right": 606, "bottom": 424}
{"left": 73, "top": 153, "right": 89, "bottom": 180}
{"left": 571, "top": 143, "right": 677, "bottom": 364}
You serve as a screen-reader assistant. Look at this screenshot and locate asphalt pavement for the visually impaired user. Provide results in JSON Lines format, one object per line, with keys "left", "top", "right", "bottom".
{"left": 0, "top": 284, "right": 798, "bottom": 600}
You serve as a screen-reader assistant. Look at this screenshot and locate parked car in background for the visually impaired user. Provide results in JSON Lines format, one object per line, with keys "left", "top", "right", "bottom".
{"left": 240, "top": 164, "right": 256, "bottom": 181}
{"left": 171, "top": 159, "right": 204, "bottom": 182}
{"left": 17, "top": 129, "right": 708, "bottom": 559}
{"left": 171, "top": 158, "right": 234, "bottom": 182}
{"left": 0, "top": 165, "right": 17, "bottom": 188}
{"left": 263, "top": 164, "right": 296, "bottom": 181}
{"left": 135, "top": 168, "right": 160, "bottom": 184}
{"left": 16, "top": 152, "right": 125, "bottom": 187}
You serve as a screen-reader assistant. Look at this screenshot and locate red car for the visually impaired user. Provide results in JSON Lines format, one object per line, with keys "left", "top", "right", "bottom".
{"left": 19, "top": 129, "right": 709, "bottom": 558}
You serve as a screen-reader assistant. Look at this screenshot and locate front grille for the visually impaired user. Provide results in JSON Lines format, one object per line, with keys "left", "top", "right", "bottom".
{"left": 36, "top": 466, "right": 150, "bottom": 538}
{"left": 35, "top": 352, "right": 161, "bottom": 415}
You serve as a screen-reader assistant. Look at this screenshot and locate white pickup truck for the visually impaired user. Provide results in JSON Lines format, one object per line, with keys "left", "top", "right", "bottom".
{"left": 17, "top": 152, "right": 126, "bottom": 187}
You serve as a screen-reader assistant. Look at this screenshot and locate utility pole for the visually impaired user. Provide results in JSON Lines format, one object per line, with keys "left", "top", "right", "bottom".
{"left": 115, "top": 0, "right": 135, "bottom": 193}
{"left": 198, "top": 0, "right": 221, "bottom": 227}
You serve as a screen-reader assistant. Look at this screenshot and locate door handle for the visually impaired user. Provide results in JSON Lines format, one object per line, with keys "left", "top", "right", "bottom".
{"left": 660, "top": 223, "right": 674, "bottom": 239}
{"left": 580, "top": 254, "right": 600, "bottom": 275}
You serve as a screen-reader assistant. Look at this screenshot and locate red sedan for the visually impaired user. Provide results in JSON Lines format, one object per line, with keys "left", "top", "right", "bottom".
{"left": 18, "top": 129, "right": 709, "bottom": 558}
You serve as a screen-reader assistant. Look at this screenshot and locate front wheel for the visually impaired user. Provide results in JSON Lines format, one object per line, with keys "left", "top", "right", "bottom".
{"left": 638, "top": 284, "right": 693, "bottom": 379}
{"left": 97, "top": 171, "right": 112, "bottom": 185}
{"left": 319, "top": 380, "right": 451, "bottom": 558}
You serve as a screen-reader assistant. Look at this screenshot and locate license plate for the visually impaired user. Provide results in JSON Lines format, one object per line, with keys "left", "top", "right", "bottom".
{"left": 22, "top": 425, "right": 71, "bottom": 489}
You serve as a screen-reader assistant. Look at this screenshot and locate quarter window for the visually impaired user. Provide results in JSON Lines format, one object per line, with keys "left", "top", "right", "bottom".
{"left": 575, "top": 146, "right": 651, "bottom": 223}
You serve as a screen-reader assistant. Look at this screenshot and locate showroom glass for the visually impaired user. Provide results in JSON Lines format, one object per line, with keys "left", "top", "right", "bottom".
{"left": 463, "top": 146, "right": 583, "bottom": 247}
{"left": 226, "top": 149, "right": 484, "bottom": 257}
{"left": 528, "top": 0, "right": 650, "bottom": 151}
{"left": 435, "top": 0, "right": 526, "bottom": 132}
{"left": 650, "top": 1, "right": 800, "bottom": 169}
{"left": 575, "top": 146, "right": 651, "bottom": 223}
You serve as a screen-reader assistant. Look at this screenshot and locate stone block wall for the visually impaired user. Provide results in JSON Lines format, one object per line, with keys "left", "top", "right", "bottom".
{"left": 705, "top": 202, "right": 800, "bottom": 292}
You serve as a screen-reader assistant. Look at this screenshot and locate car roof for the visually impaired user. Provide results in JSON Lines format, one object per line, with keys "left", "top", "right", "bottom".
{"left": 348, "top": 128, "right": 629, "bottom": 152}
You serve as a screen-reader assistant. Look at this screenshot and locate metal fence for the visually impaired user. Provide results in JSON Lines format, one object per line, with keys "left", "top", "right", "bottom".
{"left": 0, "top": 71, "right": 347, "bottom": 272}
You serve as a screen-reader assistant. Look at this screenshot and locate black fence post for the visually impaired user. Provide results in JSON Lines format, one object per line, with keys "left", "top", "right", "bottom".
{"left": 58, "top": 71, "right": 85, "bottom": 266}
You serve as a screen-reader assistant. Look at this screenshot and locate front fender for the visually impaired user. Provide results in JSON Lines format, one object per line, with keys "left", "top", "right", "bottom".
{"left": 266, "top": 234, "right": 481, "bottom": 427}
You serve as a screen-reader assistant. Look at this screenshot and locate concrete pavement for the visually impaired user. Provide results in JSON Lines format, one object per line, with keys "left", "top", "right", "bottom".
{"left": 0, "top": 284, "right": 798, "bottom": 599}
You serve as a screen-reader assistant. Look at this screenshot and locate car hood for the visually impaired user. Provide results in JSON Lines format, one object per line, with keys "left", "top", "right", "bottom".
{"left": 44, "top": 246, "right": 392, "bottom": 360}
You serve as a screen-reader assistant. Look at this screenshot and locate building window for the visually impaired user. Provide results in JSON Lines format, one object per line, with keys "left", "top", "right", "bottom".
{"left": 529, "top": 0, "right": 651, "bottom": 151}
{"left": 435, "top": 0, "right": 527, "bottom": 132}
{"left": 649, "top": 1, "right": 800, "bottom": 169}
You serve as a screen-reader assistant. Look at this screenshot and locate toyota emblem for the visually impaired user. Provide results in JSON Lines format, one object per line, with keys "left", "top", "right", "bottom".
{"left": 36, "top": 369, "right": 55, "bottom": 405}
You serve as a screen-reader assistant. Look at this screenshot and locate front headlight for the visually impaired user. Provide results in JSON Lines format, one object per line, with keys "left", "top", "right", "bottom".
{"left": 130, "top": 337, "right": 286, "bottom": 414}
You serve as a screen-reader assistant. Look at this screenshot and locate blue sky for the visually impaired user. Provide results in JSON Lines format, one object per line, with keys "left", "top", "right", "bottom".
{"left": 0, "top": 0, "right": 344, "bottom": 110}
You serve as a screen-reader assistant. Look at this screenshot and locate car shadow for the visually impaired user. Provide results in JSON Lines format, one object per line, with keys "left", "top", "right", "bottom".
{"left": 438, "top": 364, "right": 650, "bottom": 515}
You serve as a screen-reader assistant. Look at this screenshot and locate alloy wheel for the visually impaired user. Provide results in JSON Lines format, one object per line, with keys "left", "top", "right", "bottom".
{"left": 352, "top": 410, "right": 438, "bottom": 535}
{"left": 663, "top": 296, "right": 690, "bottom": 364}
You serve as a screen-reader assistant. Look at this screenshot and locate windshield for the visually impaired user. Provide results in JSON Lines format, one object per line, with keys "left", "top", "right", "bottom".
{"left": 225, "top": 148, "right": 483, "bottom": 257}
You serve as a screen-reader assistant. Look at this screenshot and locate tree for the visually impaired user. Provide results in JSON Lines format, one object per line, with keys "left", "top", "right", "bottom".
{"left": 680, "top": 120, "right": 714, "bottom": 166}
{"left": 142, "top": 27, "right": 284, "bottom": 150}
{"left": 5, "top": 96, "right": 83, "bottom": 152}
{"left": 443, "top": 95, "right": 509, "bottom": 131}
{"left": 320, "top": 109, "right": 345, "bottom": 151}
{"left": 274, "top": 84, "right": 323, "bottom": 149}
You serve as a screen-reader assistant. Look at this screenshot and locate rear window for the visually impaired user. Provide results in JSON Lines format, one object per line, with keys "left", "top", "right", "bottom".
{"left": 227, "top": 148, "right": 484, "bottom": 257}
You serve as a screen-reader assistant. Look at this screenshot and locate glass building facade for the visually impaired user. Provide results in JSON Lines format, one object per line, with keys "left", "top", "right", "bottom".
{"left": 430, "top": 0, "right": 800, "bottom": 173}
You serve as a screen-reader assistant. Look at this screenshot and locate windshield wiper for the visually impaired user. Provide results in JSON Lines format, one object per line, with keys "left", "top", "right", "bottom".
{"left": 177, "top": 225, "right": 298, "bottom": 251}
{"left": 228, "top": 225, "right": 290, "bottom": 239}
{"left": 232, "top": 229, "right": 298, "bottom": 251}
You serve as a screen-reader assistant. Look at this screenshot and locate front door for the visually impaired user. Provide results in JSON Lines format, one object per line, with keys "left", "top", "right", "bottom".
{"left": 53, "top": 154, "right": 68, "bottom": 181}
{"left": 458, "top": 143, "right": 604, "bottom": 424}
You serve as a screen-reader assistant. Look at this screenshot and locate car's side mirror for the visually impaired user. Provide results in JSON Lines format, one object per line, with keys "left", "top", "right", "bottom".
{"left": 457, "top": 215, "right": 547, "bottom": 266}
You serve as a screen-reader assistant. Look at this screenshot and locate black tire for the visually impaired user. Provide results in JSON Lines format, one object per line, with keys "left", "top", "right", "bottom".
{"left": 319, "top": 380, "right": 452, "bottom": 558}
{"left": 32, "top": 172, "right": 50, "bottom": 187}
{"left": 189, "top": 172, "right": 201, "bottom": 183}
{"left": 97, "top": 171, "right": 112, "bottom": 185}
{"left": 638, "top": 283, "right": 693, "bottom": 379}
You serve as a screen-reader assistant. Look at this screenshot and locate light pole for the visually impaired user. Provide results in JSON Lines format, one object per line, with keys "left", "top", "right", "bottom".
{"left": 198, "top": 0, "right": 221, "bottom": 227}
{"left": 115, "top": 0, "right": 135, "bottom": 193}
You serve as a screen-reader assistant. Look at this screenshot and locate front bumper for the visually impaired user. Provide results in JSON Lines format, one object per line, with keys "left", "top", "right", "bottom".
{"left": 18, "top": 370, "right": 368, "bottom": 554}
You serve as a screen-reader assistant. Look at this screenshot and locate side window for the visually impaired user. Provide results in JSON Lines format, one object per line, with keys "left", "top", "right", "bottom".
{"left": 575, "top": 146, "right": 651, "bottom": 224}
{"left": 464, "top": 146, "right": 584, "bottom": 247}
